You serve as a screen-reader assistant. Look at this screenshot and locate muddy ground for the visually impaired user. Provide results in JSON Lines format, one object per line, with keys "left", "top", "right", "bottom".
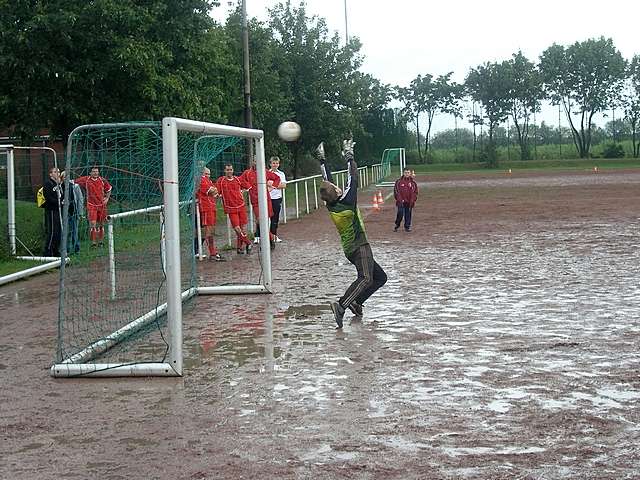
{"left": 1, "top": 168, "right": 639, "bottom": 479}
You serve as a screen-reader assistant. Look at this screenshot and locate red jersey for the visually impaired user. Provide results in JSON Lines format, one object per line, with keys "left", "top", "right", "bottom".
{"left": 215, "top": 175, "right": 250, "bottom": 213}
{"left": 196, "top": 175, "right": 217, "bottom": 212}
{"left": 76, "top": 176, "right": 112, "bottom": 207}
{"left": 239, "top": 168, "right": 281, "bottom": 206}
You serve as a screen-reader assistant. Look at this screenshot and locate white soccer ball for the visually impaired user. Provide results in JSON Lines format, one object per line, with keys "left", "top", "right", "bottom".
{"left": 277, "top": 121, "right": 302, "bottom": 142}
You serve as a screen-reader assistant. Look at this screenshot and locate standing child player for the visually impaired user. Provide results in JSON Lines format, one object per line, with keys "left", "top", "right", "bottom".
{"left": 316, "top": 139, "right": 388, "bottom": 328}
{"left": 75, "top": 166, "right": 112, "bottom": 247}
{"left": 393, "top": 168, "right": 418, "bottom": 232}
{"left": 268, "top": 156, "right": 287, "bottom": 243}
{"left": 215, "top": 163, "right": 253, "bottom": 255}
{"left": 197, "top": 167, "right": 224, "bottom": 261}
{"left": 240, "top": 158, "right": 281, "bottom": 250}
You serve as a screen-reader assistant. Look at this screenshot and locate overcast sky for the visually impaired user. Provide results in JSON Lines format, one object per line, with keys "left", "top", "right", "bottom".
{"left": 213, "top": 0, "right": 639, "bottom": 134}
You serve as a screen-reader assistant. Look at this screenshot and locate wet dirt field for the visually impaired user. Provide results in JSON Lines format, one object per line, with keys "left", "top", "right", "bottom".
{"left": 1, "top": 169, "right": 640, "bottom": 479}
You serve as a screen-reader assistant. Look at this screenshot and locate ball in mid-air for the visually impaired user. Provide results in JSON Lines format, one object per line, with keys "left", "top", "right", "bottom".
{"left": 277, "top": 121, "right": 301, "bottom": 142}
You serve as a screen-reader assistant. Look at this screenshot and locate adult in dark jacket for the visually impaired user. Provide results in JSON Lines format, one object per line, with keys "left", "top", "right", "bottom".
{"left": 393, "top": 168, "right": 418, "bottom": 232}
{"left": 43, "top": 166, "right": 62, "bottom": 257}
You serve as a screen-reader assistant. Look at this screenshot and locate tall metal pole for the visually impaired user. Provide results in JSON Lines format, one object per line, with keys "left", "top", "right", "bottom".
{"left": 344, "top": 0, "right": 349, "bottom": 44}
{"left": 242, "top": 0, "right": 253, "bottom": 159}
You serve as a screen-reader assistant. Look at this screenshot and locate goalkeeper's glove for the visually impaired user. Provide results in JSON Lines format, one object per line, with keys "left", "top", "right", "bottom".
{"left": 342, "top": 138, "right": 355, "bottom": 162}
{"left": 314, "top": 142, "right": 326, "bottom": 161}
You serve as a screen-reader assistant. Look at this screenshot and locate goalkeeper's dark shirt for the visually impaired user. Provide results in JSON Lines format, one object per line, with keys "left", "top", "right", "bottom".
{"left": 325, "top": 159, "right": 369, "bottom": 257}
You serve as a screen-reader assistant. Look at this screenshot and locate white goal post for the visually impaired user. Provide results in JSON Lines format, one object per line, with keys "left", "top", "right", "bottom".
{"left": 51, "top": 118, "right": 272, "bottom": 378}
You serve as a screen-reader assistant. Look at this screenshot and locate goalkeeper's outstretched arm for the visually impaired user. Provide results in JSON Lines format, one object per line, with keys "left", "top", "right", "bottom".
{"left": 340, "top": 138, "right": 358, "bottom": 205}
{"left": 316, "top": 143, "right": 333, "bottom": 183}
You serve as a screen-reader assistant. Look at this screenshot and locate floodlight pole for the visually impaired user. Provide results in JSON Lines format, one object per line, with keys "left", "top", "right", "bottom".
{"left": 242, "top": 0, "right": 254, "bottom": 160}
{"left": 344, "top": 0, "right": 349, "bottom": 44}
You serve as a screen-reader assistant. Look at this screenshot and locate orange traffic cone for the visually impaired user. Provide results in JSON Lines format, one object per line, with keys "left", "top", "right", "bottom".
{"left": 372, "top": 193, "right": 379, "bottom": 211}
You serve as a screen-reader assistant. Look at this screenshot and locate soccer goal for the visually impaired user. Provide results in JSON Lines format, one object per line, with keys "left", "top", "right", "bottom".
{"left": 378, "top": 148, "right": 406, "bottom": 186}
{"left": 0, "top": 145, "right": 66, "bottom": 286}
{"left": 51, "top": 118, "right": 272, "bottom": 377}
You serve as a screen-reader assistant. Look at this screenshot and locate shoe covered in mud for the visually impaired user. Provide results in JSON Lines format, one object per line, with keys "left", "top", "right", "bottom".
{"left": 330, "top": 301, "right": 345, "bottom": 329}
{"left": 348, "top": 302, "right": 363, "bottom": 317}
{"left": 245, "top": 243, "right": 252, "bottom": 254}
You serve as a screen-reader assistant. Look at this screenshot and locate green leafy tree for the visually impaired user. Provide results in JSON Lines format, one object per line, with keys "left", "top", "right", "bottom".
{"left": 0, "top": 0, "right": 232, "bottom": 143}
{"left": 503, "top": 51, "right": 545, "bottom": 160}
{"left": 465, "top": 62, "right": 511, "bottom": 166}
{"left": 268, "top": 0, "right": 364, "bottom": 177}
{"left": 624, "top": 55, "right": 640, "bottom": 158}
{"left": 539, "top": 37, "right": 627, "bottom": 158}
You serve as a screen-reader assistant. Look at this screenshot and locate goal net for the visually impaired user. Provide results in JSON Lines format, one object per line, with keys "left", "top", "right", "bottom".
{"left": 380, "top": 148, "right": 406, "bottom": 184}
{"left": 52, "top": 119, "right": 272, "bottom": 377}
{"left": 0, "top": 145, "right": 64, "bottom": 286}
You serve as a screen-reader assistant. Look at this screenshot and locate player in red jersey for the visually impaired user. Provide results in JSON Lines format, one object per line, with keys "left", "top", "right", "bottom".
{"left": 196, "top": 167, "right": 224, "bottom": 261}
{"left": 239, "top": 159, "right": 281, "bottom": 250}
{"left": 75, "top": 166, "right": 112, "bottom": 247}
{"left": 215, "top": 163, "right": 253, "bottom": 255}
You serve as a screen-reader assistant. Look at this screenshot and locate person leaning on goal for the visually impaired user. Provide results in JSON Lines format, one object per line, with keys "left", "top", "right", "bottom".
{"left": 215, "top": 163, "right": 253, "bottom": 255}
{"left": 393, "top": 168, "right": 418, "bottom": 232}
{"left": 74, "top": 166, "right": 112, "bottom": 247}
{"left": 268, "top": 156, "right": 287, "bottom": 243}
{"left": 240, "top": 157, "right": 281, "bottom": 250}
{"left": 196, "top": 167, "right": 225, "bottom": 261}
{"left": 316, "top": 139, "right": 388, "bottom": 329}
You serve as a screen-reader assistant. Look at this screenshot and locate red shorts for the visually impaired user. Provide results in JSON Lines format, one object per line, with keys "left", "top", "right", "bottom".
{"left": 227, "top": 208, "right": 248, "bottom": 228}
{"left": 87, "top": 204, "right": 107, "bottom": 223}
{"left": 251, "top": 201, "right": 273, "bottom": 219}
{"left": 199, "top": 208, "right": 216, "bottom": 227}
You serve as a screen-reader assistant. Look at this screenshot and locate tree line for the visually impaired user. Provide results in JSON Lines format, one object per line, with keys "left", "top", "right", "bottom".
{"left": 399, "top": 38, "right": 640, "bottom": 165}
{"left": 1, "top": 1, "right": 639, "bottom": 176}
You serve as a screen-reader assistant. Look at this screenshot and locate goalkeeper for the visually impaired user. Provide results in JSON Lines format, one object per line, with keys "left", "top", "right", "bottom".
{"left": 317, "top": 139, "right": 387, "bottom": 328}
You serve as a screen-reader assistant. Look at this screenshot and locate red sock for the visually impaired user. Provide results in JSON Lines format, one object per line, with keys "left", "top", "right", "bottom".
{"left": 236, "top": 237, "right": 243, "bottom": 250}
{"left": 98, "top": 227, "right": 104, "bottom": 241}
{"left": 207, "top": 237, "right": 217, "bottom": 256}
{"left": 90, "top": 228, "right": 97, "bottom": 242}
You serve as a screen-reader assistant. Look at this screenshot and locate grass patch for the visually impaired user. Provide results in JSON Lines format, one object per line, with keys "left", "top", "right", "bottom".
{"left": 0, "top": 258, "right": 45, "bottom": 277}
{"left": 408, "top": 158, "right": 640, "bottom": 175}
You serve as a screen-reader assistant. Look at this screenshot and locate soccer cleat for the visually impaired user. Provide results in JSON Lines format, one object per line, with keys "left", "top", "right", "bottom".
{"left": 348, "top": 302, "right": 363, "bottom": 317}
{"left": 275, "top": 236, "right": 283, "bottom": 243}
{"left": 330, "top": 301, "right": 345, "bottom": 329}
{"left": 237, "top": 248, "right": 245, "bottom": 255}
{"left": 270, "top": 240, "right": 276, "bottom": 251}
{"left": 245, "top": 243, "right": 252, "bottom": 254}
{"left": 405, "top": 227, "right": 411, "bottom": 232}
{"left": 253, "top": 237, "right": 260, "bottom": 244}
{"left": 394, "top": 226, "right": 399, "bottom": 232}
{"left": 211, "top": 253, "right": 226, "bottom": 262}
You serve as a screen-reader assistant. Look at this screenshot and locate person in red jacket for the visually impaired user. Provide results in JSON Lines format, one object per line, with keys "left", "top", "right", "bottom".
{"left": 75, "top": 166, "right": 112, "bottom": 247}
{"left": 239, "top": 159, "right": 281, "bottom": 250}
{"left": 215, "top": 163, "right": 253, "bottom": 254}
{"left": 196, "top": 167, "right": 224, "bottom": 261}
{"left": 393, "top": 168, "right": 418, "bottom": 232}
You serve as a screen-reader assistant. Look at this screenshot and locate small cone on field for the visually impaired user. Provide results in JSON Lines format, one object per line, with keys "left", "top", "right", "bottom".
{"left": 508, "top": 168, "right": 512, "bottom": 175}
{"left": 377, "top": 191, "right": 384, "bottom": 206}
{"left": 373, "top": 193, "right": 380, "bottom": 211}
{"left": 594, "top": 166, "right": 598, "bottom": 173}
